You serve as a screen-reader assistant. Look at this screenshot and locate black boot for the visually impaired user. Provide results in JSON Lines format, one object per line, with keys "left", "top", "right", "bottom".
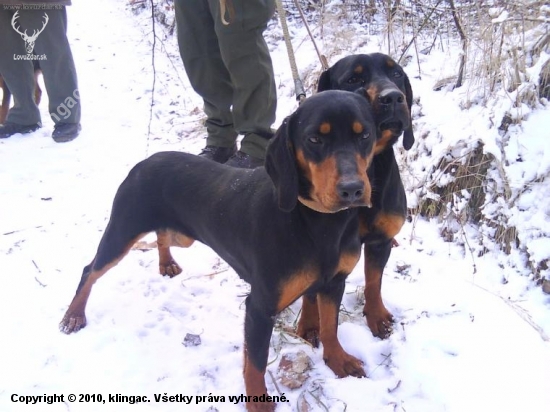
{"left": 52, "top": 123, "right": 81, "bottom": 143}
{"left": 0, "top": 122, "right": 40, "bottom": 138}
{"left": 198, "top": 144, "right": 237, "bottom": 163}
{"left": 224, "top": 151, "right": 264, "bottom": 169}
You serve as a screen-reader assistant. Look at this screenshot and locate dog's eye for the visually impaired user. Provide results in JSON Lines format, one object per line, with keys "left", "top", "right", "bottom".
{"left": 347, "top": 76, "right": 365, "bottom": 85}
{"left": 308, "top": 136, "right": 322, "bottom": 144}
{"left": 360, "top": 132, "right": 370, "bottom": 140}
{"left": 393, "top": 70, "right": 403, "bottom": 78}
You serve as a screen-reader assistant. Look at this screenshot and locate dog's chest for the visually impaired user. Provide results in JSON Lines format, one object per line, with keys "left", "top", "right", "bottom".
{"left": 311, "top": 230, "right": 361, "bottom": 280}
{"left": 334, "top": 249, "right": 361, "bottom": 275}
{"left": 277, "top": 237, "right": 361, "bottom": 312}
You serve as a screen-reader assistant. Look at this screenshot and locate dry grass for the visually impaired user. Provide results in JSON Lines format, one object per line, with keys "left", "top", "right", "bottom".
{"left": 417, "top": 143, "right": 492, "bottom": 224}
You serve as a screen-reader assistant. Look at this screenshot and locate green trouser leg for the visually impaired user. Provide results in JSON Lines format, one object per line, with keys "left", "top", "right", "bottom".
{"left": 0, "top": 8, "right": 81, "bottom": 126}
{"left": 32, "top": 8, "right": 81, "bottom": 124}
{"left": 175, "top": 0, "right": 276, "bottom": 159}
{"left": 0, "top": 9, "right": 41, "bottom": 126}
{"left": 175, "top": 0, "right": 237, "bottom": 149}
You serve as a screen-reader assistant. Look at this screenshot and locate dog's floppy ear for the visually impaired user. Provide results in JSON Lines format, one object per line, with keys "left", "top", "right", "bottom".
{"left": 317, "top": 69, "right": 331, "bottom": 92}
{"left": 265, "top": 117, "right": 298, "bottom": 212}
{"left": 403, "top": 73, "right": 415, "bottom": 150}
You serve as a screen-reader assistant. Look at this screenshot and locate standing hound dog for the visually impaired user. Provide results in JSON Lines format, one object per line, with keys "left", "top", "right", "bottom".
{"left": 296, "top": 53, "right": 415, "bottom": 341}
{"left": 59, "top": 90, "right": 377, "bottom": 412}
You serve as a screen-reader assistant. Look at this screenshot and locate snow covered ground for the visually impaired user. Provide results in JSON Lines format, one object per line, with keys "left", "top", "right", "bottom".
{"left": 1, "top": 1, "right": 549, "bottom": 411}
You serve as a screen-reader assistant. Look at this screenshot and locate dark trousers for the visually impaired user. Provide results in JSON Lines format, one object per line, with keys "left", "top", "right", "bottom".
{"left": 175, "top": 0, "right": 276, "bottom": 158}
{"left": 0, "top": 7, "right": 80, "bottom": 125}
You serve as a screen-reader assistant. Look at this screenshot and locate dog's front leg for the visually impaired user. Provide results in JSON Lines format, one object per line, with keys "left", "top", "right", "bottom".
{"left": 363, "top": 239, "right": 394, "bottom": 338}
{"left": 318, "top": 275, "right": 366, "bottom": 378}
{"left": 243, "top": 295, "right": 276, "bottom": 412}
{"left": 296, "top": 293, "right": 320, "bottom": 347}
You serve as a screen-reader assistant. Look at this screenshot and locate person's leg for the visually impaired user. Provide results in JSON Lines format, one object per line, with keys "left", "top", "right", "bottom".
{"left": 0, "top": 8, "right": 41, "bottom": 129}
{"left": 29, "top": 7, "right": 81, "bottom": 126}
{"left": 211, "top": 0, "right": 277, "bottom": 160}
{"left": 175, "top": 0, "right": 238, "bottom": 151}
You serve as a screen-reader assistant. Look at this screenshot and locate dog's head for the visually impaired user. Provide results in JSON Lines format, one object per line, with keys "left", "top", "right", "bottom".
{"left": 266, "top": 90, "right": 376, "bottom": 213}
{"left": 317, "top": 53, "right": 414, "bottom": 153}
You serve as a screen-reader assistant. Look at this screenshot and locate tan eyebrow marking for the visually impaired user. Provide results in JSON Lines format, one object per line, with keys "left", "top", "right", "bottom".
{"left": 353, "top": 121, "right": 363, "bottom": 134}
{"left": 319, "top": 122, "right": 331, "bottom": 134}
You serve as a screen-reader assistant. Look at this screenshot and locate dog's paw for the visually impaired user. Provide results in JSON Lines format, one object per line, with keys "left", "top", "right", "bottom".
{"left": 324, "top": 351, "right": 366, "bottom": 378}
{"left": 159, "top": 260, "right": 182, "bottom": 277}
{"left": 364, "top": 305, "right": 394, "bottom": 339}
{"left": 59, "top": 312, "right": 87, "bottom": 334}
{"left": 296, "top": 326, "right": 320, "bottom": 348}
{"left": 246, "top": 401, "right": 276, "bottom": 412}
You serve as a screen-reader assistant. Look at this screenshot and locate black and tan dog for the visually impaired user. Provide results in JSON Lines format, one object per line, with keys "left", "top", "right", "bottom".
{"left": 296, "top": 53, "right": 415, "bottom": 341}
{"left": 59, "top": 90, "right": 377, "bottom": 411}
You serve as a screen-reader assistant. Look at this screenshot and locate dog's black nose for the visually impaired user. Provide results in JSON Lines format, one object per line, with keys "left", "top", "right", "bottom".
{"left": 379, "top": 89, "right": 404, "bottom": 105}
{"left": 337, "top": 180, "right": 364, "bottom": 203}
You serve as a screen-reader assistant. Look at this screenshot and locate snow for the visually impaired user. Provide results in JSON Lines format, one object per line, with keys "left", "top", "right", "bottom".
{"left": 1, "top": 1, "right": 550, "bottom": 411}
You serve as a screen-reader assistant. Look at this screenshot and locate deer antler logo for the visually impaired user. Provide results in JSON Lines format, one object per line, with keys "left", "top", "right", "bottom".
{"left": 11, "top": 11, "right": 49, "bottom": 54}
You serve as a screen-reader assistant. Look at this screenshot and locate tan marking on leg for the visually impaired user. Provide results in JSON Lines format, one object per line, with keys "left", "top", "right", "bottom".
{"left": 373, "top": 213, "right": 405, "bottom": 239}
{"left": 243, "top": 346, "right": 274, "bottom": 412}
{"left": 336, "top": 251, "right": 361, "bottom": 276}
{"left": 59, "top": 232, "right": 148, "bottom": 334}
{"left": 296, "top": 295, "right": 320, "bottom": 347}
{"left": 156, "top": 230, "right": 194, "bottom": 277}
{"left": 363, "top": 259, "right": 393, "bottom": 339}
{"left": 318, "top": 293, "right": 365, "bottom": 378}
{"left": 276, "top": 269, "right": 317, "bottom": 313}
{"left": 33, "top": 69, "right": 42, "bottom": 105}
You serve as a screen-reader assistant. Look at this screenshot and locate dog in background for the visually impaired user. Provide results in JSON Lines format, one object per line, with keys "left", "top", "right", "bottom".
{"left": 296, "top": 53, "right": 415, "bottom": 341}
{"left": 59, "top": 89, "right": 379, "bottom": 412}
{"left": 0, "top": 61, "right": 42, "bottom": 124}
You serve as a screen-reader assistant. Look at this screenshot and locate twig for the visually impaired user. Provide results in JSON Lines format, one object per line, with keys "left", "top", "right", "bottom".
{"left": 387, "top": 379, "right": 402, "bottom": 393}
{"left": 146, "top": 0, "right": 157, "bottom": 156}
{"left": 181, "top": 267, "right": 230, "bottom": 281}
{"left": 267, "top": 370, "right": 282, "bottom": 396}
{"left": 32, "top": 259, "right": 42, "bottom": 273}
{"left": 368, "top": 352, "right": 392, "bottom": 377}
{"left": 277, "top": 328, "right": 315, "bottom": 348}
{"left": 32, "top": 260, "right": 46, "bottom": 286}
{"left": 448, "top": 0, "right": 467, "bottom": 88}
{"left": 3, "top": 225, "right": 44, "bottom": 236}
{"left": 507, "top": 172, "right": 550, "bottom": 208}
{"left": 305, "top": 382, "right": 330, "bottom": 412}
{"left": 398, "top": 0, "right": 444, "bottom": 65}
{"left": 469, "top": 282, "right": 550, "bottom": 342}
{"left": 34, "top": 277, "right": 46, "bottom": 287}
{"left": 458, "top": 218, "right": 477, "bottom": 275}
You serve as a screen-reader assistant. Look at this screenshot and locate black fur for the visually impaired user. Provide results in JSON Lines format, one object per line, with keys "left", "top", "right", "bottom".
{"left": 59, "top": 90, "right": 377, "bottom": 407}
{"left": 298, "top": 53, "right": 415, "bottom": 340}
